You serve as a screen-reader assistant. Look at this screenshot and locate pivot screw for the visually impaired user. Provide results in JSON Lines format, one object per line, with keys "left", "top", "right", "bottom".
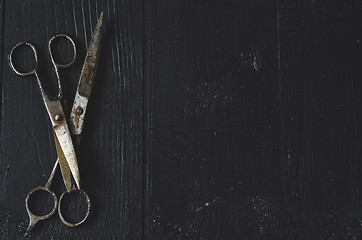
{"left": 76, "top": 107, "right": 84, "bottom": 115}
{"left": 54, "top": 114, "right": 62, "bottom": 121}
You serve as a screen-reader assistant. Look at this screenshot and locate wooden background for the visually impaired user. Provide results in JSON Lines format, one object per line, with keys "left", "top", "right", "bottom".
{"left": 0, "top": 0, "right": 361, "bottom": 239}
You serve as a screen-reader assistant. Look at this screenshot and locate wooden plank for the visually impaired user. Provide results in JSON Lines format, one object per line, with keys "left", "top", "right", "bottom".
{"left": 354, "top": 0, "right": 362, "bottom": 228}
{"left": 278, "top": 0, "right": 360, "bottom": 238}
{"left": 144, "top": 0, "right": 282, "bottom": 239}
{"left": 0, "top": 0, "right": 143, "bottom": 238}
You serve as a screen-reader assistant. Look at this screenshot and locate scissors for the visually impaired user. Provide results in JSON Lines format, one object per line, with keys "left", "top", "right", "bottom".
{"left": 8, "top": 12, "right": 104, "bottom": 231}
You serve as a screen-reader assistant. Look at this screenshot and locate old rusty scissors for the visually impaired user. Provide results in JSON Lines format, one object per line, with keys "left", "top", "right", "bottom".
{"left": 8, "top": 12, "right": 104, "bottom": 231}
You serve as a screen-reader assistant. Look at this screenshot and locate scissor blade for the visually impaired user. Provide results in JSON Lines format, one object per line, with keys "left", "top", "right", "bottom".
{"left": 54, "top": 124, "right": 81, "bottom": 189}
{"left": 54, "top": 133, "right": 72, "bottom": 192}
{"left": 69, "top": 12, "right": 104, "bottom": 136}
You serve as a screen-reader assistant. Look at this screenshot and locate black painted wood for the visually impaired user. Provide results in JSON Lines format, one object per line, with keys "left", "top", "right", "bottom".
{"left": 144, "top": 0, "right": 361, "bottom": 239}
{"left": 0, "top": 0, "right": 361, "bottom": 239}
{"left": 145, "top": 0, "right": 282, "bottom": 239}
{"left": 277, "top": 0, "right": 359, "bottom": 239}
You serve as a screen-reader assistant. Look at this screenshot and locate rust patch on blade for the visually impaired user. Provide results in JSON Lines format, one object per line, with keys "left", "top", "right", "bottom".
{"left": 72, "top": 106, "right": 84, "bottom": 129}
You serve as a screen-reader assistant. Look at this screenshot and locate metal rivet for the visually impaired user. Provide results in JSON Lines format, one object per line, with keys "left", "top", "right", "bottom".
{"left": 54, "top": 114, "right": 62, "bottom": 121}
{"left": 76, "top": 107, "right": 84, "bottom": 115}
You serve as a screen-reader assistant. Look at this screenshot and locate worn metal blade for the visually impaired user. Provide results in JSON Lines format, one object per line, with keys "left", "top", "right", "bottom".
{"left": 69, "top": 12, "right": 104, "bottom": 136}
{"left": 54, "top": 132, "right": 72, "bottom": 192}
{"left": 53, "top": 124, "right": 81, "bottom": 189}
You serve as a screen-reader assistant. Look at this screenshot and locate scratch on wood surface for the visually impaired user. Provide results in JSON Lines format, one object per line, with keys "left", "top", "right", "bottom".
{"left": 195, "top": 181, "right": 242, "bottom": 212}
{"left": 95, "top": 0, "right": 99, "bottom": 17}
{"left": 106, "top": 0, "right": 116, "bottom": 74}
{"left": 54, "top": 1, "right": 59, "bottom": 31}
{"left": 195, "top": 196, "right": 220, "bottom": 212}
{"left": 44, "top": 0, "right": 49, "bottom": 37}
{"left": 71, "top": 0, "right": 78, "bottom": 36}
{"left": 87, "top": 0, "right": 93, "bottom": 33}
{"left": 62, "top": 1, "right": 69, "bottom": 33}
{"left": 81, "top": 0, "right": 88, "bottom": 49}
{"left": 112, "top": 0, "right": 122, "bottom": 75}
{"left": 240, "top": 49, "right": 261, "bottom": 71}
{"left": 2, "top": 165, "right": 10, "bottom": 182}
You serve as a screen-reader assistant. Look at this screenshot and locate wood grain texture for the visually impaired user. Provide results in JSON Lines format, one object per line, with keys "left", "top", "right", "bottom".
{"left": 144, "top": 0, "right": 282, "bottom": 239}
{"left": 278, "top": 0, "right": 360, "bottom": 238}
{"left": 0, "top": 0, "right": 361, "bottom": 239}
{"left": 0, "top": 0, "right": 143, "bottom": 239}
{"left": 144, "top": 0, "right": 361, "bottom": 239}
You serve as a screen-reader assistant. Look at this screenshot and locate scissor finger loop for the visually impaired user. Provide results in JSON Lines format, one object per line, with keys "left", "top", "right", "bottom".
{"left": 9, "top": 41, "right": 38, "bottom": 76}
{"left": 58, "top": 188, "right": 91, "bottom": 227}
{"left": 48, "top": 34, "right": 77, "bottom": 69}
{"left": 25, "top": 186, "right": 58, "bottom": 231}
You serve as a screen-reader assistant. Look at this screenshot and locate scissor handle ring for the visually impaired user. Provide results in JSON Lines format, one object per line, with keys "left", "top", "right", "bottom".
{"left": 58, "top": 188, "right": 91, "bottom": 227}
{"left": 25, "top": 186, "right": 58, "bottom": 221}
{"left": 9, "top": 41, "right": 38, "bottom": 76}
{"left": 48, "top": 34, "right": 77, "bottom": 69}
